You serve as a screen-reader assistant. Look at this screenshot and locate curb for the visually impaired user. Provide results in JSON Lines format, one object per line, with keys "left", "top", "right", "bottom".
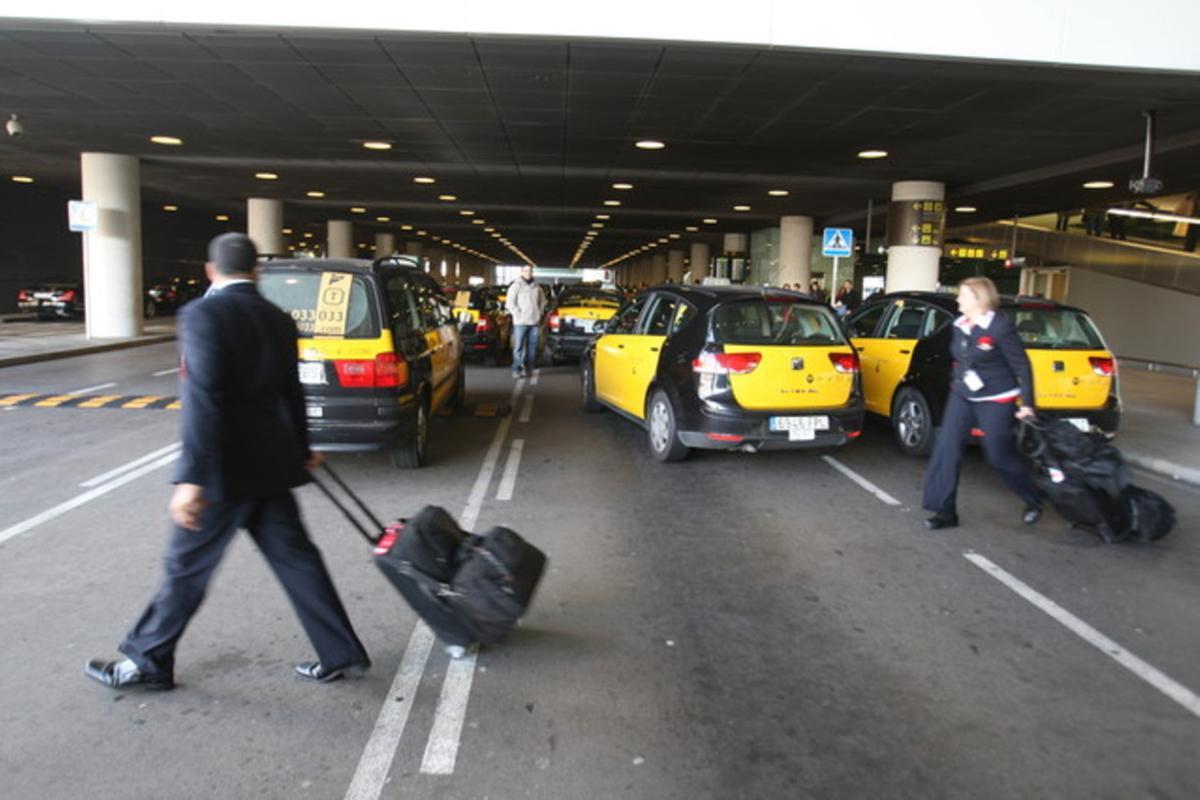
{"left": 0, "top": 334, "right": 176, "bottom": 368}
{"left": 1125, "top": 453, "right": 1200, "bottom": 488}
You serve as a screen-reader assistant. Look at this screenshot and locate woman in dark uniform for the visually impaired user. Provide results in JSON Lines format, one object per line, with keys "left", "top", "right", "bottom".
{"left": 922, "top": 277, "right": 1043, "bottom": 530}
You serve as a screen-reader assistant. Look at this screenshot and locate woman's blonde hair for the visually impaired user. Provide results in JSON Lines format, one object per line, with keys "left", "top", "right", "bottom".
{"left": 959, "top": 277, "right": 999, "bottom": 311}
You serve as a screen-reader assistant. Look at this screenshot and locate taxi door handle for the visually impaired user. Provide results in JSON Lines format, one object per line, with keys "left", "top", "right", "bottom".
{"left": 649, "top": 346, "right": 659, "bottom": 353}
{"left": 616, "top": 343, "right": 625, "bottom": 349}
{"left": 899, "top": 349, "right": 911, "bottom": 355}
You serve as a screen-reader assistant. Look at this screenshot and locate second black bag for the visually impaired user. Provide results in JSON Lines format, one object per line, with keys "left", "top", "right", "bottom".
{"left": 391, "top": 505, "right": 466, "bottom": 581}
{"left": 1123, "top": 486, "right": 1176, "bottom": 542}
{"left": 449, "top": 526, "right": 547, "bottom": 645}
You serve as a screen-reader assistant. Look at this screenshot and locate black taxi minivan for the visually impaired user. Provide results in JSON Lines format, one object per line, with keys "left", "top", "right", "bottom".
{"left": 258, "top": 256, "right": 463, "bottom": 468}
{"left": 582, "top": 284, "right": 864, "bottom": 461}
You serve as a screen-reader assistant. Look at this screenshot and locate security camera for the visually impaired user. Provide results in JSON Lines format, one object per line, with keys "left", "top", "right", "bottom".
{"left": 5, "top": 114, "right": 22, "bottom": 138}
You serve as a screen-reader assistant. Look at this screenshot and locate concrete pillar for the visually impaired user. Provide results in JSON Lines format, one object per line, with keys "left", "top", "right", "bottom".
{"left": 885, "top": 180, "right": 946, "bottom": 292}
{"left": 247, "top": 197, "right": 284, "bottom": 257}
{"left": 689, "top": 242, "right": 711, "bottom": 283}
{"left": 722, "top": 233, "right": 747, "bottom": 255}
{"left": 405, "top": 241, "right": 422, "bottom": 257}
{"left": 80, "top": 152, "right": 143, "bottom": 338}
{"left": 667, "top": 250, "right": 685, "bottom": 283}
{"left": 327, "top": 220, "right": 354, "bottom": 259}
{"left": 651, "top": 254, "right": 667, "bottom": 284}
{"left": 779, "top": 215, "right": 814, "bottom": 289}
{"left": 374, "top": 232, "right": 396, "bottom": 258}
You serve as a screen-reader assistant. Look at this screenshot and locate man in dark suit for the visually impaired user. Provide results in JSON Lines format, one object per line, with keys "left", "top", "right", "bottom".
{"left": 86, "top": 233, "right": 369, "bottom": 690}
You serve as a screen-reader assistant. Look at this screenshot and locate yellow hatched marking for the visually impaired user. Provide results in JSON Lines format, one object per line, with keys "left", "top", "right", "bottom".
{"left": 165, "top": 400, "right": 182, "bottom": 410}
{"left": 0, "top": 393, "right": 39, "bottom": 407}
{"left": 77, "top": 395, "right": 122, "bottom": 409}
{"left": 121, "top": 396, "right": 163, "bottom": 409}
{"left": 474, "top": 403, "right": 498, "bottom": 417}
{"left": 34, "top": 394, "right": 76, "bottom": 407}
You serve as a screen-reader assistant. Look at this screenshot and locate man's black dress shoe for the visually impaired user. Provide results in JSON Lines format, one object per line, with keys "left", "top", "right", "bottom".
{"left": 84, "top": 658, "right": 174, "bottom": 691}
{"left": 294, "top": 660, "right": 370, "bottom": 683}
{"left": 1022, "top": 506, "right": 1042, "bottom": 525}
{"left": 925, "top": 513, "right": 959, "bottom": 530}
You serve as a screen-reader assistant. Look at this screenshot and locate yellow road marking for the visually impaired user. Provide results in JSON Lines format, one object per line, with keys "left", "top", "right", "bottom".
{"left": 77, "top": 395, "right": 123, "bottom": 408}
{"left": 165, "top": 400, "right": 182, "bottom": 410}
{"left": 121, "top": 396, "right": 163, "bottom": 409}
{"left": 34, "top": 394, "right": 76, "bottom": 407}
{"left": 0, "top": 393, "right": 39, "bottom": 407}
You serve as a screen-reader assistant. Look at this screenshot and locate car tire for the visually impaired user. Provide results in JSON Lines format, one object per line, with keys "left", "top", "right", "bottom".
{"left": 580, "top": 358, "right": 601, "bottom": 412}
{"left": 391, "top": 396, "right": 430, "bottom": 469}
{"left": 892, "top": 387, "right": 934, "bottom": 457}
{"left": 647, "top": 389, "right": 690, "bottom": 462}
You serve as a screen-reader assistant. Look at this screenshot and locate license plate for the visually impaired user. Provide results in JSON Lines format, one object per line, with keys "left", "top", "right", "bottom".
{"left": 770, "top": 415, "right": 830, "bottom": 441}
{"left": 306, "top": 405, "right": 323, "bottom": 418}
{"left": 1065, "top": 417, "right": 1090, "bottom": 433}
{"left": 298, "top": 362, "right": 326, "bottom": 385}
{"left": 578, "top": 319, "right": 593, "bottom": 333}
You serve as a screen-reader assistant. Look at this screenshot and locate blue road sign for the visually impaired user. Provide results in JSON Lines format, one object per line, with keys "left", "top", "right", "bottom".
{"left": 822, "top": 227, "right": 853, "bottom": 257}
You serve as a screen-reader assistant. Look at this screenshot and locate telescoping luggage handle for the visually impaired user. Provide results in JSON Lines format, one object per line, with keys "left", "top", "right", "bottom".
{"left": 308, "top": 463, "right": 388, "bottom": 547}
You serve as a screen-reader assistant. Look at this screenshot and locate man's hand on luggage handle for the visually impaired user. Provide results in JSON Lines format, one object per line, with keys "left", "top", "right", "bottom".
{"left": 1016, "top": 405, "right": 1036, "bottom": 420}
{"left": 306, "top": 451, "right": 324, "bottom": 471}
{"left": 169, "top": 483, "right": 206, "bottom": 531}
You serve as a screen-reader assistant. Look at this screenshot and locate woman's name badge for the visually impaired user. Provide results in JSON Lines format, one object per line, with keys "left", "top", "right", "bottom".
{"left": 963, "top": 370, "right": 985, "bottom": 391}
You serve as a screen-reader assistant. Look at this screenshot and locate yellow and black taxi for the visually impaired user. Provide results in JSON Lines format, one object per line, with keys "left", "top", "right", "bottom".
{"left": 581, "top": 285, "right": 865, "bottom": 461}
{"left": 452, "top": 285, "right": 512, "bottom": 365}
{"left": 544, "top": 286, "right": 624, "bottom": 364}
{"left": 258, "top": 256, "right": 464, "bottom": 468}
{"left": 846, "top": 291, "right": 1120, "bottom": 456}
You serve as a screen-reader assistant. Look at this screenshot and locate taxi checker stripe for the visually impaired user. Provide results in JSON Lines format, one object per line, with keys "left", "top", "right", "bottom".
{"left": 0, "top": 393, "right": 180, "bottom": 409}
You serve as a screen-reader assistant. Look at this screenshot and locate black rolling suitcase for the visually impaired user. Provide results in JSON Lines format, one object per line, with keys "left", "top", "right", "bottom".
{"left": 310, "top": 464, "right": 547, "bottom": 646}
{"left": 1018, "top": 420, "right": 1175, "bottom": 543}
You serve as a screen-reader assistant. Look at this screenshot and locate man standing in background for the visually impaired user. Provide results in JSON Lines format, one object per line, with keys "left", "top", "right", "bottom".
{"left": 506, "top": 264, "right": 545, "bottom": 379}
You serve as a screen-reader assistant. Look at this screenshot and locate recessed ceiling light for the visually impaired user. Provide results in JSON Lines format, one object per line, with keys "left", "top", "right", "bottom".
{"left": 303, "top": 232, "right": 314, "bottom": 238}
{"left": 306, "top": 190, "right": 325, "bottom": 198}
{"left": 376, "top": 216, "right": 390, "bottom": 222}
{"left": 416, "top": 230, "right": 427, "bottom": 235}
{"left": 612, "top": 182, "right": 634, "bottom": 190}
{"left": 358, "top": 243, "right": 368, "bottom": 248}
{"left": 282, "top": 227, "right": 293, "bottom": 234}
{"left": 484, "top": 227, "right": 495, "bottom": 232}
{"left": 703, "top": 218, "right": 718, "bottom": 224}
{"left": 459, "top": 210, "right": 475, "bottom": 216}
{"left": 150, "top": 135, "right": 183, "bottom": 146}
{"left": 591, "top": 223, "right": 604, "bottom": 229}
{"left": 350, "top": 207, "right": 366, "bottom": 213}
{"left": 768, "top": 189, "right": 789, "bottom": 197}
{"left": 857, "top": 149, "right": 889, "bottom": 160}
{"left": 954, "top": 206, "right": 978, "bottom": 213}
{"left": 401, "top": 224, "right": 413, "bottom": 230}
{"left": 491, "top": 233, "right": 502, "bottom": 238}
{"left": 413, "top": 176, "right": 436, "bottom": 184}
{"left": 438, "top": 194, "right": 457, "bottom": 201}
{"left": 635, "top": 140, "right": 666, "bottom": 150}
{"left": 362, "top": 141, "right": 393, "bottom": 151}
{"left": 603, "top": 200, "right": 621, "bottom": 207}
{"left": 472, "top": 219, "right": 485, "bottom": 224}
{"left": 668, "top": 233, "right": 680, "bottom": 239}
{"left": 595, "top": 214, "right": 611, "bottom": 220}
{"left": 163, "top": 204, "right": 178, "bottom": 212}
{"left": 685, "top": 226, "right": 699, "bottom": 232}
{"left": 10, "top": 175, "right": 34, "bottom": 183}
{"left": 1083, "top": 180, "right": 1114, "bottom": 189}
{"left": 255, "top": 172, "right": 278, "bottom": 180}
{"left": 658, "top": 237, "right": 669, "bottom": 243}
{"left": 733, "top": 205, "right": 751, "bottom": 212}
{"left": 215, "top": 214, "right": 229, "bottom": 222}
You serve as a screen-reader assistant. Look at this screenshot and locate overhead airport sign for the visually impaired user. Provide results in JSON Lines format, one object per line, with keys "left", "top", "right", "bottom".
{"left": 68, "top": 200, "right": 97, "bottom": 232}
{"left": 822, "top": 228, "right": 853, "bottom": 257}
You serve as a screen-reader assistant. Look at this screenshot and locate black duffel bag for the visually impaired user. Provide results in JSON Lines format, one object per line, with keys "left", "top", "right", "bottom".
{"left": 449, "top": 526, "right": 547, "bottom": 644}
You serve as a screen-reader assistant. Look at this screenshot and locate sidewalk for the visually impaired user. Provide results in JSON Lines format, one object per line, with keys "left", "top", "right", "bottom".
{"left": 1115, "top": 365, "right": 1200, "bottom": 487}
{"left": 0, "top": 318, "right": 176, "bottom": 368}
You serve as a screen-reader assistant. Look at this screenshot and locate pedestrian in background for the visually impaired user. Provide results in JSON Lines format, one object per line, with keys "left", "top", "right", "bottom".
{"left": 1084, "top": 206, "right": 1105, "bottom": 237}
{"left": 809, "top": 278, "right": 827, "bottom": 302}
{"left": 86, "top": 233, "right": 369, "bottom": 691}
{"left": 922, "top": 277, "right": 1043, "bottom": 531}
{"left": 506, "top": 264, "right": 545, "bottom": 379}
{"left": 834, "top": 279, "right": 860, "bottom": 313}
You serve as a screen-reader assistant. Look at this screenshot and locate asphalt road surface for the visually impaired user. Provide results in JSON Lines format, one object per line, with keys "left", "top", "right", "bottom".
{"left": 1, "top": 344, "right": 1197, "bottom": 799}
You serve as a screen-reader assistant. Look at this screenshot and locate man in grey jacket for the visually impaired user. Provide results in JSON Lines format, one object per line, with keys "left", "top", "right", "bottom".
{"left": 506, "top": 265, "right": 545, "bottom": 378}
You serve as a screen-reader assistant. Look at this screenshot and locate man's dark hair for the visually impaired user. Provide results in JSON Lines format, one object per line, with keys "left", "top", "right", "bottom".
{"left": 208, "top": 233, "right": 257, "bottom": 276}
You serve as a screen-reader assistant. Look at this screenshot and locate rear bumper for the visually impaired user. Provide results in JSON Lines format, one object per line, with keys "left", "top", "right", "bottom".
{"left": 677, "top": 401, "right": 866, "bottom": 451}
{"left": 546, "top": 332, "right": 593, "bottom": 357}
{"left": 306, "top": 394, "right": 417, "bottom": 451}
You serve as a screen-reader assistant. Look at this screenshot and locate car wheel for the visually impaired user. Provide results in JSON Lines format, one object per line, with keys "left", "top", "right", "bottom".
{"left": 893, "top": 387, "right": 934, "bottom": 457}
{"left": 391, "top": 397, "right": 429, "bottom": 469}
{"left": 647, "top": 389, "right": 689, "bottom": 462}
{"left": 580, "top": 358, "right": 601, "bottom": 412}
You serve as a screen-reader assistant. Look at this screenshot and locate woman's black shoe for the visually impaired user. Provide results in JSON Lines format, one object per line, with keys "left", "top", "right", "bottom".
{"left": 925, "top": 514, "right": 959, "bottom": 530}
{"left": 1022, "top": 506, "right": 1042, "bottom": 525}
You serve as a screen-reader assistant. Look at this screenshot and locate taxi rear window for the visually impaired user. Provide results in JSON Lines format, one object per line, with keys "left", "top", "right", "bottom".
{"left": 713, "top": 301, "right": 845, "bottom": 346}
{"left": 259, "top": 271, "right": 380, "bottom": 339}
{"left": 1001, "top": 307, "right": 1104, "bottom": 350}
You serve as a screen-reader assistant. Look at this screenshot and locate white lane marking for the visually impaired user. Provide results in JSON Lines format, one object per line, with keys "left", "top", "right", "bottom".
{"left": 420, "top": 650, "right": 478, "bottom": 774}
{"left": 80, "top": 442, "right": 181, "bottom": 488}
{"left": 519, "top": 393, "right": 534, "bottom": 423}
{"left": 66, "top": 382, "right": 117, "bottom": 395}
{"left": 0, "top": 452, "right": 180, "bottom": 546}
{"left": 965, "top": 552, "right": 1200, "bottom": 719}
{"left": 152, "top": 367, "right": 181, "bottom": 377}
{"left": 530, "top": 368, "right": 540, "bottom": 386}
{"left": 821, "top": 455, "right": 902, "bottom": 506}
{"left": 349, "top": 379, "right": 524, "bottom": 793}
{"left": 342, "top": 624, "right": 436, "bottom": 800}
{"left": 495, "top": 440, "right": 525, "bottom": 501}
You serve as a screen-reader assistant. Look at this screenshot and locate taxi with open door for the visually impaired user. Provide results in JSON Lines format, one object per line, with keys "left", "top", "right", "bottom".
{"left": 258, "top": 256, "right": 464, "bottom": 469}
{"left": 845, "top": 291, "right": 1120, "bottom": 456}
{"left": 581, "top": 285, "right": 864, "bottom": 461}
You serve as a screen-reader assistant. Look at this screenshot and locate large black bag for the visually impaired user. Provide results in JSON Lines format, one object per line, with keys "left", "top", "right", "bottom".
{"left": 389, "top": 505, "right": 466, "bottom": 582}
{"left": 1032, "top": 472, "right": 1131, "bottom": 543}
{"left": 1123, "top": 486, "right": 1176, "bottom": 542}
{"left": 449, "top": 526, "right": 547, "bottom": 644}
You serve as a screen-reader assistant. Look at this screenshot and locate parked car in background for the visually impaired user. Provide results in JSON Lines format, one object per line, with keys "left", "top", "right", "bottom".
{"left": 145, "top": 276, "right": 207, "bottom": 317}
{"left": 452, "top": 285, "right": 512, "bottom": 365}
{"left": 16, "top": 284, "right": 84, "bottom": 320}
{"left": 543, "top": 286, "right": 624, "bottom": 364}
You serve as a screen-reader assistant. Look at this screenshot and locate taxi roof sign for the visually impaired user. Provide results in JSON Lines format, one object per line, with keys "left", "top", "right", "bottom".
{"left": 822, "top": 227, "right": 853, "bottom": 257}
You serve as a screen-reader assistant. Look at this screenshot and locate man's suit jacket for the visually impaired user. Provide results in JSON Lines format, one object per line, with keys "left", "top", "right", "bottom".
{"left": 173, "top": 282, "right": 310, "bottom": 502}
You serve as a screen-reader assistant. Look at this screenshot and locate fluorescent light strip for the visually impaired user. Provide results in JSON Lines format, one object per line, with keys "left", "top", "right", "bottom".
{"left": 1106, "top": 208, "right": 1200, "bottom": 225}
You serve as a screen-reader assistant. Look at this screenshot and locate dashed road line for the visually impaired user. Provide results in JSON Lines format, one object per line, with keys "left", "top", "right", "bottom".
{"left": 80, "top": 442, "right": 182, "bottom": 488}
{"left": 964, "top": 552, "right": 1200, "bottom": 719}
{"left": 519, "top": 393, "right": 534, "bottom": 423}
{"left": 152, "top": 367, "right": 181, "bottom": 377}
{"left": 420, "top": 649, "right": 478, "bottom": 775}
{"left": 67, "top": 382, "right": 117, "bottom": 395}
{"left": 530, "top": 368, "right": 541, "bottom": 386}
{"left": 495, "top": 440, "right": 525, "bottom": 501}
{"left": 821, "top": 455, "right": 903, "bottom": 506}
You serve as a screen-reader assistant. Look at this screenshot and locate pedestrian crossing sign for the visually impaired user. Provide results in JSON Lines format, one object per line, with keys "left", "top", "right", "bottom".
{"left": 822, "top": 227, "right": 853, "bottom": 257}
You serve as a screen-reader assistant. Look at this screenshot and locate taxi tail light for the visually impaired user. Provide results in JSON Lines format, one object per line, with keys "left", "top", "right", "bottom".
{"left": 828, "top": 352, "right": 860, "bottom": 373}
{"left": 476, "top": 315, "right": 490, "bottom": 333}
{"left": 59, "top": 289, "right": 77, "bottom": 302}
{"left": 17, "top": 290, "right": 30, "bottom": 301}
{"left": 548, "top": 312, "right": 561, "bottom": 332}
{"left": 1089, "top": 356, "right": 1116, "bottom": 376}
{"left": 692, "top": 351, "right": 761, "bottom": 375}
{"left": 334, "top": 352, "right": 408, "bottom": 389}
